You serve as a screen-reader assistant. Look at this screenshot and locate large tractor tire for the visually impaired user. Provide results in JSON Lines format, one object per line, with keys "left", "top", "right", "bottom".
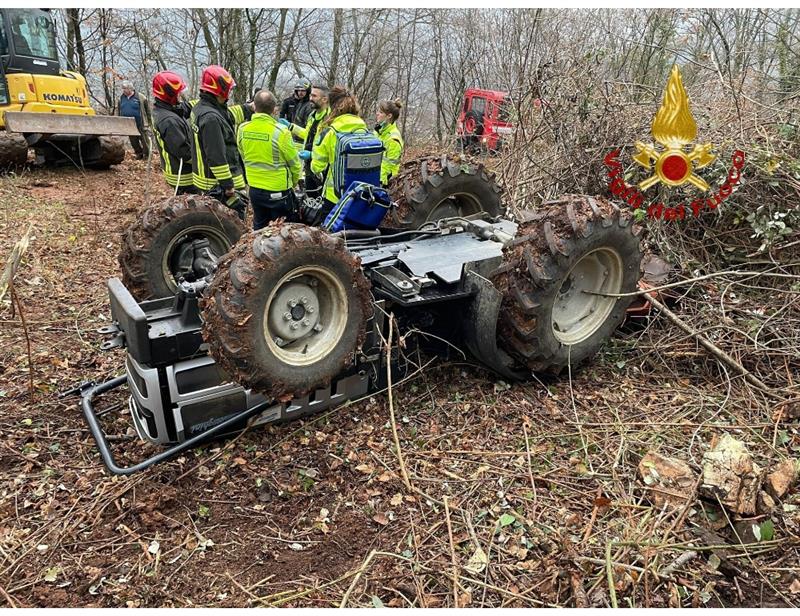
{"left": 387, "top": 153, "right": 503, "bottom": 229}
{"left": 119, "top": 194, "right": 246, "bottom": 300}
{"left": 87, "top": 136, "right": 126, "bottom": 169}
{"left": 0, "top": 133, "right": 29, "bottom": 169}
{"left": 37, "top": 136, "right": 125, "bottom": 169}
{"left": 493, "top": 195, "right": 643, "bottom": 373}
{"left": 201, "top": 223, "right": 372, "bottom": 401}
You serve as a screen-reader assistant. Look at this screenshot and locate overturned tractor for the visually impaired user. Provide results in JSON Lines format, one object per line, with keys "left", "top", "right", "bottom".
{"left": 82, "top": 154, "right": 641, "bottom": 474}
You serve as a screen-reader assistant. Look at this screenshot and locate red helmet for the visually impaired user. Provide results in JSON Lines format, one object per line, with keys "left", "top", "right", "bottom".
{"left": 199, "top": 65, "right": 235, "bottom": 101}
{"left": 152, "top": 71, "right": 186, "bottom": 106}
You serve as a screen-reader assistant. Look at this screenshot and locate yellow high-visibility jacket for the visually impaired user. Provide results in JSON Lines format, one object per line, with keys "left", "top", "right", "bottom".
{"left": 237, "top": 113, "right": 301, "bottom": 191}
{"left": 310, "top": 114, "right": 368, "bottom": 203}
{"left": 376, "top": 121, "right": 404, "bottom": 185}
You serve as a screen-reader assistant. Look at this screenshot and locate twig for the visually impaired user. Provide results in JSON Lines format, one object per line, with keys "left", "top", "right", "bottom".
{"left": 339, "top": 549, "right": 377, "bottom": 608}
{"left": 226, "top": 572, "right": 261, "bottom": 603}
{"left": 606, "top": 541, "right": 618, "bottom": 608}
{"left": 522, "top": 423, "right": 538, "bottom": 519}
{"left": 647, "top": 294, "right": 777, "bottom": 397}
{"left": 385, "top": 313, "right": 412, "bottom": 492}
{"left": 10, "top": 284, "right": 34, "bottom": 402}
{"left": 0, "top": 583, "right": 17, "bottom": 608}
{"left": 586, "top": 267, "right": 800, "bottom": 299}
{"left": 659, "top": 550, "right": 699, "bottom": 577}
{"left": 443, "top": 496, "right": 459, "bottom": 607}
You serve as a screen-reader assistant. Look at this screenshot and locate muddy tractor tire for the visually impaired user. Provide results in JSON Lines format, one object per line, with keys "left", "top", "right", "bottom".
{"left": 119, "top": 194, "right": 246, "bottom": 301}
{"left": 493, "top": 195, "right": 642, "bottom": 373}
{"left": 87, "top": 136, "right": 126, "bottom": 169}
{"left": 387, "top": 153, "right": 503, "bottom": 229}
{"left": 0, "top": 133, "right": 29, "bottom": 169}
{"left": 201, "top": 223, "right": 372, "bottom": 401}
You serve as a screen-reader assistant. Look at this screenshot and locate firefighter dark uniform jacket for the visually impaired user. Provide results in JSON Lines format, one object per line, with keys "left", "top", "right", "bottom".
{"left": 153, "top": 99, "right": 193, "bottom": 189}
{"left": 190, "top": 92, "right": 252, "bottom": 192}
{"left": 376, "top": 121, "right": 404, "bottom": 185}
{"left": 237, "top": 113, "right": 301, "bottom": 191}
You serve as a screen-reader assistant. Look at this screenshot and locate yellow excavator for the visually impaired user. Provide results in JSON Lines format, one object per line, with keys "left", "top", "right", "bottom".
{"left": 0, "top": 8, "right": 139, "bottom": 168}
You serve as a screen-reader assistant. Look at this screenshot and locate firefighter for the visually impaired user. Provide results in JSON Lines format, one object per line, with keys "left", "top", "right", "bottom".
{"left": 374, "top": 99, "right": 404, "bottom": 186}
{"left": 237, "top": 90, "right": 302, "bottom": 230}
{"left": 279, "top": 78, "right": 312, "bottom": 125}
{"left": 190, "top": 65, "right": 252, "bottom": 219}
{"left": 151, "top": 71, "right": 196, "bottom": 194}
{"left": 279, "top": 85, "right": 330, "bottom": 198}
{"left": 309, "top": 86, "right": 368, "bottom": 220}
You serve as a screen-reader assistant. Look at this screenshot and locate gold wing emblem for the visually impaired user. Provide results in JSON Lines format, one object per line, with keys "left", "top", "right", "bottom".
{"left": 633, "top": 65, "right": 715, "bottom": 191}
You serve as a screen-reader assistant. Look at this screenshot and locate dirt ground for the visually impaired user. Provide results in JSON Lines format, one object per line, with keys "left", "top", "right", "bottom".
{"left": 0, "top": 155, "right": 798, "bottom": 607}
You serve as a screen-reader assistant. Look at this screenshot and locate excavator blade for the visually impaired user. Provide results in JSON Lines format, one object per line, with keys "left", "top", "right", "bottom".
{"left": 4, "top": 112, "right": 140, "bottom": 137}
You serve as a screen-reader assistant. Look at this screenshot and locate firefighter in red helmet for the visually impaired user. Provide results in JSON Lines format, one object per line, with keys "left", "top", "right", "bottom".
{"left": 189, "top": 65, "right": 253, "bottom": 217}
{"left": 151, "top": 71, "right": 197, "bottom": 194}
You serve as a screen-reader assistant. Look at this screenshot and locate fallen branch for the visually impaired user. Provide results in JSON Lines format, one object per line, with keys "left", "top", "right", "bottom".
{"left": 386, "top": 313, "right": 412, "bottom": 492}
{"left": 647, "top": 294, "right": 776, "bottom": 396}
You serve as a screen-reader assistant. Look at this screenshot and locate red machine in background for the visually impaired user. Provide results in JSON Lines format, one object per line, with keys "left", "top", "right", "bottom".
{"left": 457, "top": 88, "right": 514, "bottom": 151}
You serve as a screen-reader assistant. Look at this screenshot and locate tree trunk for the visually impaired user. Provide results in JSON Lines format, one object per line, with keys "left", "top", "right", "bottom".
{"left": 268, "top": 9, "right": 288, "bottom": 91}
{"left": 65, "top": 8, "right": 87, "bottom": 76}
{"left": 327, "top": 8, "right": 343, "bottom": 87}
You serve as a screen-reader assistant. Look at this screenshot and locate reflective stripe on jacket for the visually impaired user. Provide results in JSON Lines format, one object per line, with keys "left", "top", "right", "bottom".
{"left": 376, "top": 121, "right": 404, "bottom": 185}
{"left": 310, "top": 113, "right": 368, "bottom": 203}
{"left": 153, "top": 99, "right": 193, "bottom": 187}
{"left": 189, "top": 93, "right": 252, "bottom": 191}
{"left": 237, "top": 113, "right": 301, "bottom": 191}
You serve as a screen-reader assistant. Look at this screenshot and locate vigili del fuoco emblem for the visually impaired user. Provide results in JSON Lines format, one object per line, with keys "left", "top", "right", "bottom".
{"left": 604, "top": 64, "right": 745, "bottom": 220}
{"left": 633, "top": 65, "right": 715, "bottom": 191}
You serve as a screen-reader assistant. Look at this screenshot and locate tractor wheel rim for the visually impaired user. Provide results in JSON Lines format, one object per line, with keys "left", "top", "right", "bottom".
{"left": 162, "top": 225, "right": 232, "bottom": 293}
{"left": 466, "top": 118, "right": 476, "bottom": 133}
{"left": 264, "top": 265, "right": 348, "bottom": 367}
{"left": 425, "top": 192, "right": 483, "bottom": 222}
{"left": 551, "top": 247, "right": 623, "bottom": 345}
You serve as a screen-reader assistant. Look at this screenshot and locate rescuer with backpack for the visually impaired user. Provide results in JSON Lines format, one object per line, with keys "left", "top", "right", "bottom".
{"left": 374, "top": 99, "right": 405, "bottom": 186}
{"left": 237, "top": 90, "right": 302, "bottom": 230}
{"left": 309, "top": 86, "right": 383, "bottom": 223}
{"left": 190, "top": 65, "right": 253, "bottom": 219}
{"left": 151, "top": 71, "right": 197, "bottom": 194}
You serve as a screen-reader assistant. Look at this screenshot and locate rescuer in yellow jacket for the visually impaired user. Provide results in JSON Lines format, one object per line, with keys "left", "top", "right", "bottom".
{"left": 310, "top": 86, "right": 368, "bottom": 221}
{"left": 237, "top": 90, "right": 302, "bottom": 229}
{"left": 374, "top": 99, "right": 404, "bottom": 186}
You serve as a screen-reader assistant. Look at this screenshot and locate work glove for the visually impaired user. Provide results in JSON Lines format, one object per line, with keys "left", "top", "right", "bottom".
{"left": 225, "top": 189, "right": 248, "bottom": 221}
{"left": 298, "top": 150, "right": 312, "bottom": 161}
{"left": 278, "top": 118, "right": 291, "bottom": 128}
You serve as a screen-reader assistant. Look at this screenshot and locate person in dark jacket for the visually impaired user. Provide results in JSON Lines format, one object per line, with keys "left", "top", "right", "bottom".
{"left": 116, "top": 80, "right": 152, "bottom": 159}
{"left": 279, "top": 78, "right": 312, "bottom": 126}
{"left": 190, "top": 65, "right": 253, "bottom": 219}
{"left": 151, "top": 71, "right": 196, "bottom": 194}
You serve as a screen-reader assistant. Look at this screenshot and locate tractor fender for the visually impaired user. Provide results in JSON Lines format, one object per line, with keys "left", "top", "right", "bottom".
{"left": 462, "top": 265, "right": 528, "bottom": 381}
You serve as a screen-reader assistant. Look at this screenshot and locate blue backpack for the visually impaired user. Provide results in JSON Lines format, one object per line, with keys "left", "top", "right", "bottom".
{"left": 323, "top": 182, "right": 392, "bottom": 233}
{"left": 332, "top": 129, "right": 384, "bottom": 197}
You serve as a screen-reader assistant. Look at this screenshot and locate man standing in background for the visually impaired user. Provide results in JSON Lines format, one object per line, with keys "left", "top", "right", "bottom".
{"left": 116, "top": 80, "right": 152, "bottom": 160}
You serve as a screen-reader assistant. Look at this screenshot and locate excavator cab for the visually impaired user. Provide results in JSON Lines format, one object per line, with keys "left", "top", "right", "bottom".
{"left": 0, "top": 8, "right": 61, "bottom": 77}
{"left": 0, "top": 8, "right": 138, "bottom": 168}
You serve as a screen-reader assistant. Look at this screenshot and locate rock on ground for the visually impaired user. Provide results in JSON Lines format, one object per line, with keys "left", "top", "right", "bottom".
{"left": 699, "top": 434, "right": 762, "bottom": 515}
{"left": 765, "top": 458, "right": 799, "bottom": 500}
{"left": 639, "top": 452, "right": 697, "bottom": 508}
